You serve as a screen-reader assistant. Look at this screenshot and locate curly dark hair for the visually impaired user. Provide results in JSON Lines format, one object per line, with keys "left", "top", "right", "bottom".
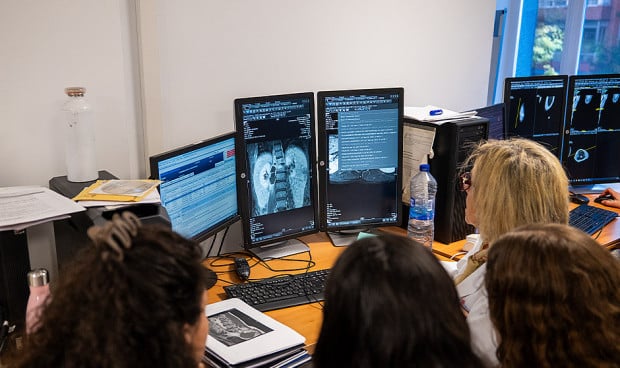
{"left": 8, "top": 218, "right": 211, "bottom": 368}
{"left": 313, "top": 234, "right": 486, "bottom": 368}
{"left": 486, "top": 223, "right": 620, "bottom": 368}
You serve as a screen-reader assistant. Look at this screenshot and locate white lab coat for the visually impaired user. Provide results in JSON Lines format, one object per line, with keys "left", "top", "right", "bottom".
{"left": 454, "top": 235, "right": 499, "bottom": 367}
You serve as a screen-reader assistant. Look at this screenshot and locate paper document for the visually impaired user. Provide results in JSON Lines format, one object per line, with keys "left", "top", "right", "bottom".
{"left": 0, "top": 186, "right": 85, "bottom": 231}
{"left": 405, "top": 105, "right": 477, "bottom": 124}
{"left": 73, "top": 179, "right": 161, "bottom": 203}
{"left": 402, "top": 124, "right": 435, "bottom": 203}
{"left": 77, "top": 189, "right": 161, "bottom": 208}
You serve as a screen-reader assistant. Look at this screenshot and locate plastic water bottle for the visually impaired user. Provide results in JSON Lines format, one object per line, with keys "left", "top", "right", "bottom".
{"left": 407, "top": 163, "right": 437, "bottom": 249}
{"left": 25, "top": 268, "right": 51, "bottom": 334}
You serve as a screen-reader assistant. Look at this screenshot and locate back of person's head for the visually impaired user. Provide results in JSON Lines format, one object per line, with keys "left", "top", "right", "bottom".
{"left": 464, "top": 138, "right": 569, "bottom": 244}
{"left": 11, "top": 212, "right": 211, "bottom": 368}
{"left": 313, "top": 234, "right": 485, "bottom": 368}
{"left": 486, "top": 223, "right": 620, "bottom": 368}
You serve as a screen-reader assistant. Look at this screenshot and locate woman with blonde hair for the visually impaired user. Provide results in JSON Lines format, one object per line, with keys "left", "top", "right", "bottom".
{"left": 486, "top": 223, "right": 620, "bottom": 367}
{"left": 454, "top": 138, "right": 569, "bottom": 364}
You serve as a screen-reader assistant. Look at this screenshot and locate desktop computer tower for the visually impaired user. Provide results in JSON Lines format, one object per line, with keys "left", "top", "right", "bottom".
{"left": 0, "top": 230, "right": 31, "bottom": 326}
{"left": 402, "top": 116, "right": 488, "bottom": 244}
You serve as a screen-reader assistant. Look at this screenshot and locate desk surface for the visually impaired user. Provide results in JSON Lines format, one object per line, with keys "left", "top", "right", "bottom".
{"left": 205, "top": 195, "right": 620, "bottom": 352}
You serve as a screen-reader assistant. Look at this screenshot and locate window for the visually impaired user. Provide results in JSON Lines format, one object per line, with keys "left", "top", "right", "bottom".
{"left": 493, "top": 0, "right": 620, "bottom": 101}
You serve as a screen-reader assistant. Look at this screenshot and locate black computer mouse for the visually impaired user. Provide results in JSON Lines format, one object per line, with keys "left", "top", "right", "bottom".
{"left": 570, "top": 193, "right": 589, "bottom": 205}
{"left": 594, "top": 193, "right": 615, "bottom": 204}
{"left": 234, "top": 257, "right": 250, "bottom": 281}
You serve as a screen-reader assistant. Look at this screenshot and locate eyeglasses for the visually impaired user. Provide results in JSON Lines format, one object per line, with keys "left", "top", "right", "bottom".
{"left": 459, "top": 172, "right": 471, "bottom": 192}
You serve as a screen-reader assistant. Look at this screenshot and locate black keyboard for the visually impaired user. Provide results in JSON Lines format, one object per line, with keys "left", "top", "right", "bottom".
{"left": 569, "top": 204, "right": 618, "bottom": 235}
{"left": 224, "top": 269, "right": 330, "bottom": 312}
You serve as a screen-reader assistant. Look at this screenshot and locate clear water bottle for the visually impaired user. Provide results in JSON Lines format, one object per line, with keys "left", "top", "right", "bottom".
{"left": 26, "top": 268, "right": 51, "bottom": 334}
{"left": 62, "top": 87, "right": 97, "bottom": 182}
{"left": 407, "top": 163, "right": 437, "bottom": 249}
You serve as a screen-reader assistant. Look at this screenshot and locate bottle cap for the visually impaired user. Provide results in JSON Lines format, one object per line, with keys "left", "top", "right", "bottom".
{"left": 65, "top": 87, "right": 86, "bottom": 97}
{"left": 419, "top": 163, "right": 430, "bottom": 171}
{"left": 27, "top": 268, "right": 50, "bottom": 287}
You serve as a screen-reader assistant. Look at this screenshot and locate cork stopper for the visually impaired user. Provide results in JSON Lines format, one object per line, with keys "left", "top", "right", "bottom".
{"left": 65, "top": 87, "right": 86, "bottom": 97}
{"left": 27, "top": 268, "right": 50, "bottom": 287}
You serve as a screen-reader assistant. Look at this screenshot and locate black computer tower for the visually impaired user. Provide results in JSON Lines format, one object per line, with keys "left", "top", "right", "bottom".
{"left": 0, "top": 230, "right": 31, "bottom": 326}
{"left": 402, "top": 116, "right": 488, "bottom": 244}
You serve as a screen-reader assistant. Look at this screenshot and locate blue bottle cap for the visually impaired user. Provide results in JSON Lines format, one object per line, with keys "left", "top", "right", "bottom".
{"left": 419, "top": 163, "right": 430, "bottom": 171}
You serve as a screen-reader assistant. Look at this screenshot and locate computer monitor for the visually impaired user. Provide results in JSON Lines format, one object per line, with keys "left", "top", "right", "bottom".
{"left": 317, "top": 87, "right": 404, "bottom": 246}
{"left": 149, "top": 132, "right": 240, "bottom": 243}
{"left": 504, "top": 75, "right": 568, "bottom": 158}
{"left": 469, "top": 102, "right": 505, "bottom": 140}
{"left": 234, "top": 92, "right": 319, "bottom": 260}
{"left": 563, "top": 74, "right": 620, "bottom": 192}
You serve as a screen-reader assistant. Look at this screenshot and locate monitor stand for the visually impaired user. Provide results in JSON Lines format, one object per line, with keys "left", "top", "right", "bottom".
{"left": 249, "top": 238, "right": 310, "bottom": 262}
{"left": 570, "top": 182, "right": 620, "bottom": 194}
{"left": 327, "top": 228, "right": 380, "bottom": 247}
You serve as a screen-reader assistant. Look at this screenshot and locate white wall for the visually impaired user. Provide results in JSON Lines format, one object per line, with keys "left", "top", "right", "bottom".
{"left": 1, "top": 0, "right": 495, "bottom": 187}
{"left": 0, "top": 0, "right": 142, "bottom": 188}
{"left": 146, "top": 0, "right": 497, "bottom": 156}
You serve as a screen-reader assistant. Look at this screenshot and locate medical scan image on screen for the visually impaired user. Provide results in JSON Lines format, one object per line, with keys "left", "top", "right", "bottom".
{"left": 236, "top": 93, "right": 318, "bottom": 248}
{"left": 504, "top": 76, "right": 567, "bottom": 158}
{"left": 563, "top": 75, "right": 620, "bottom": 185}
{"left": 248, "top": 138, "right": 310, "bottom": 216}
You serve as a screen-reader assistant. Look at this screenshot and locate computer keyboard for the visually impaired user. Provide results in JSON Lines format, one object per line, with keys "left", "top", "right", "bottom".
{"left": 569, "top": 204, "right": 618, "bottom": 235}
{"left": 223, "top": 269, "right": 330, "bottom": 312}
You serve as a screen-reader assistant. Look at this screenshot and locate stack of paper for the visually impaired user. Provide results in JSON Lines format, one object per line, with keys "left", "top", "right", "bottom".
{"left": 0, "top": 186, "right": 86, "bottom": 232}
{"left": 404, "top": 105, "right": 478, "bottom": 124}
{"left": 72, "top": 179, "right": 161, "bottom": 207}
{"left": 204, "top": 298, "right": 311, "bottom": 368}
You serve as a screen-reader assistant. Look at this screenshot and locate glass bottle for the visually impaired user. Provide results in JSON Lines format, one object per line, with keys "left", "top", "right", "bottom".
{"left": 62, "top": 87, "right": 97, "bottom": 182}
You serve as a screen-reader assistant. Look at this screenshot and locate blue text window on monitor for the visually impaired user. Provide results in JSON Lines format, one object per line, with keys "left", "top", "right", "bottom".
{"left": 154, "top": 135, "right": 238, "bottom": 241}
{"left": 563, "top": 74, "right": 620, "bottom": 190}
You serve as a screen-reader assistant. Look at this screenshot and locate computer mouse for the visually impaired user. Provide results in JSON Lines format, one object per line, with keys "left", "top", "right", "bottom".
{"left": 234, "top": 257, "right": 250, "bottom": 281}
{"left": 594, "top": 193, "right": 615, "bottom": 204}
{"left": 570, "top": 193, "right": 589, "bottom": 205}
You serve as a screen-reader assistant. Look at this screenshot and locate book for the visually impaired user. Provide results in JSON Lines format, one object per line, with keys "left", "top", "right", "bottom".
{"left": 205, "top": 298, "right": 307, "bottom": 367}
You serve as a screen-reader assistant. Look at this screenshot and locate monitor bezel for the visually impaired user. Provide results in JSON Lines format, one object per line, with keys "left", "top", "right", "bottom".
{"left": 316, "top": 87, "right": 404, "bottom": 234}
{"left": 503, "top": 74, "right": 569, "bottom": 158}
{"left": 562, "top": 73, "right": 620, "bottom": 186}
{"left": 233, "top": 92, "right": 320, "bottom": 250}
{"left": 149, "top": 132, "right": 241, "bottom": 243}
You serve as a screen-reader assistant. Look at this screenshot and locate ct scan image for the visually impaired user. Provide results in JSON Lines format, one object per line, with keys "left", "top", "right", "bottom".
{"left": 247, "top": 138, "right": 311, "bottom": 216}
{"left": 208, "top": 308, "right": 273, "bottom": 347}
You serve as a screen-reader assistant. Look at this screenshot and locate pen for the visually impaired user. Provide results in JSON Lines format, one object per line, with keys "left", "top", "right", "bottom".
{"left": 429, "top": 109, "right": 443, "bottom": 116}
{"left": 0, "top": 320, "right": 9, "bottom": 354}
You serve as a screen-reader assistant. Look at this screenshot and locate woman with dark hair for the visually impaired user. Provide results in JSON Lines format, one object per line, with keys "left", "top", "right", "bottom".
{"left": 313, "top": 234, "right": 486, "bottom": 368}
{"left": 486, "top": 223, "right": 620, "bottom": 368}
{"left": 7, "top": 212, "right": 212, "bottom": 368}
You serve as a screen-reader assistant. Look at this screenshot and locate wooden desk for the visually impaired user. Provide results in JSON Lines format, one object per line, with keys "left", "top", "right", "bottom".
{"left": 205, "top": 200, "right": 620, "bottom": 351}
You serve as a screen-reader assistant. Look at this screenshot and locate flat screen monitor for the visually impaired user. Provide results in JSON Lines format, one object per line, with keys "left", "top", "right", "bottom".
{"left": 504, "top": 75, "right": 568, "bottom": 158}
{"left": 317, "top": 87, "right": 404, "bottom": 246}
{"left": 469, "top": 102, "right": 505, "bottom": 140}
{"left": 149, "top": 132, "right": 240, "bottom": 243}
{"left": 234, "top": 92, "right": 319, "bottom": 260}
{"left": 563, "top": 74, "right": 620, "bottom": 192}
